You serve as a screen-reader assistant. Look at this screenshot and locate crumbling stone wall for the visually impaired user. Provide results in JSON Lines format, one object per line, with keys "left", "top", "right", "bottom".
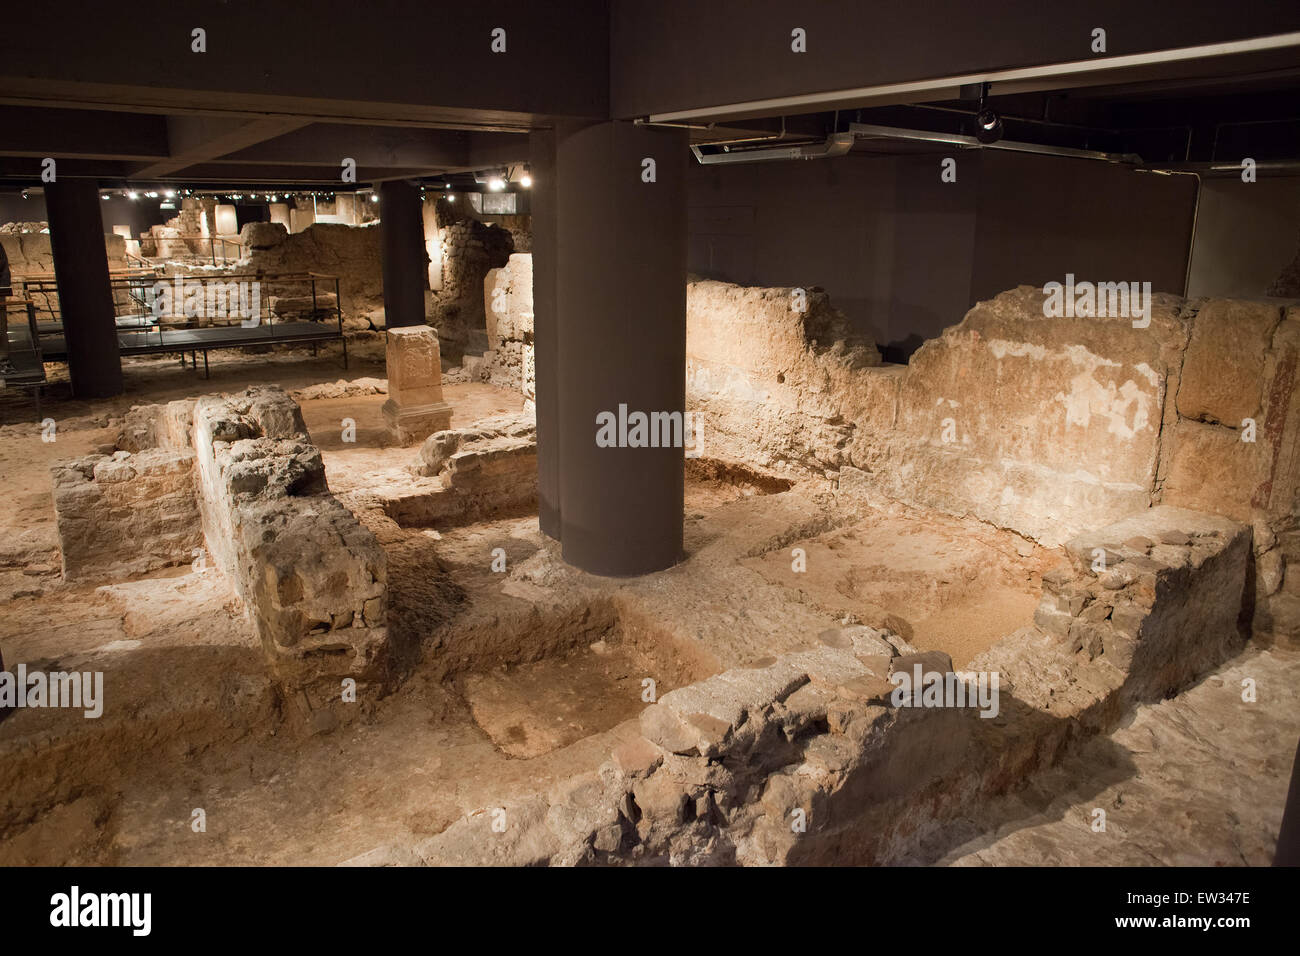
{"left": 482, "top": 253, "right": 535, "bottom": 403}
{"left": 50, "top": 449, "right": 203, "bottom": 582}
{"left": 138, "top": 197, "right": 220, "bottom": 259}
{"left": 412, "top": 503, "right": 1251, "bottom": 865}
{"left": 0, "top": 231, "right": 128, "bottom": 276}
{"left": 53, "top": 388, "right": 391, "bottom": 689}
{"left": 1033, "top": 506, "right": 1250, "bottom": 706}
{"left": 415, "top": 414, "right": 537, "bottom": 516}
{"left": 240, "top": 221, "right": 385, "bottom": 332}
{"left": 685, "top": 281, "right": 1300, "bottom": 642}
{"left": 373, "top": 414, "right": 538, "bottom": 528}
{"left": 428, "top": 198, "right": 514, "bottom": 353}
{"left": 1156, "top": 300, "right": 1300, "bottom": 644}
{"left": 190, "top": 387, "right": 388, "bottom": 686}
{"left": 685, "top": 279, "right": 883, "bottom": 478}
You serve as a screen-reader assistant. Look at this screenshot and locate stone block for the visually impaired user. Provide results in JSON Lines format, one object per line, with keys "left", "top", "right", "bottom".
{"left": 382, "top": 398, "right": 452, "bottom": 446}
{"left": 51, "top": 448, "right": 203, "bottom": 582}
{"left": 1177, "top": 300, "right": 1281, "bottom": 425}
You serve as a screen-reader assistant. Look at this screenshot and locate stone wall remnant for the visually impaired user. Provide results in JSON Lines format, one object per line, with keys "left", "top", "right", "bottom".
{"left": 682, "top": 280, "right": 1299, "bottom": 643}
{"left": 190, "top": 387, "right": 388, "bottom": 686}
{"left": 1, "top": 232, "right": 128, "bottom": 276}
{"left": 54, "top": 388, "right": 393, "bottom": 690}
{"left": 1033, "top": 505, "right": 1250, "bottom": 705}
{"left": 685, "top": 279, "right": 882, "bottom": 479}
{"left": 50, "top": 449, "right": 203, "bottom": 582}
{"left": 241, "top": 221, "right": 385, "bottom": 332}
{"left": 426, "top": 198, "right": 514, "bottom": 354}
{"left": 482, "top": 253, "right": 535, "bottom": 404}
{"left": 377, "top": 414, "right": 537, "bottom": 527}
{"left": 408, "top": 499, "right": 1251, "bottom": 866}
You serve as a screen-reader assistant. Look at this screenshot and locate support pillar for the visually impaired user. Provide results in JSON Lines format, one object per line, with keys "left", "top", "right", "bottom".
{"left": 45, "top": 179, "right": 122, "bottom": 398}
{"left": 537, "top": 120, "right": 687, "bottom": 576}
{"left": 530, "top": 128, "right": 562, "bottom": 540}
{"left": 378, "top": 180, "right": 427, "bottom": 329}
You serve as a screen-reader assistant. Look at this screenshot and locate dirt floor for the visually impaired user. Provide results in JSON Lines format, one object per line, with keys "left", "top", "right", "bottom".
{"left": 1, "top": 341, "right": 1296, "bottom": 866}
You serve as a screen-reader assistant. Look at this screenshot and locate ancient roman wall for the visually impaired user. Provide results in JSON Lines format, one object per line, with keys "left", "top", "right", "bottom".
{"left": 685, "top": 280, "right": 1300, "bottom": 641}
{"left": 238, "top": 221, "right": 385, "bottom": 332}
{"left": 482, "top": 253, "right": 535, "bottom": 403}
{"left": 428, "top": 198, "right": 515, "bottom": 353}
{"left": 189, "top": 387, "right": 388, "bottom": 686}
{"left": 413, "top": 504, "right": 1251, "bottom": 865}
{"left": 0, "top": 231, "right": 129, "bottom": 276}
{"left": 685, "top": 279, "right": 884, "bottom": 477}
{"left": 50, "top": 449, "right": 203, "bottom": 582}
{"left": 50, "top": 387, "right": 390, "bottom": 689}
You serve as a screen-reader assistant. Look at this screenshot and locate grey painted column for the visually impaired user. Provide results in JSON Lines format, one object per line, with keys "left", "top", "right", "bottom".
{"left": 378, "top": 180, "right": 427, "bottom": 328}
{"left": 44, "top": 179, "right": 122, "bottom": 398}
{"left": 553, "top": 121, "right": 687, "bottom": 576}
{"left": 529, "top": 128, "right": 562, "bottom": 541}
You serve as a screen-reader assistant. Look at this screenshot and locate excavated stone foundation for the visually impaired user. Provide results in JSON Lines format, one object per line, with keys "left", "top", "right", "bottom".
{"left": 6, "top": 275, "right": 1297, "bottom": 867}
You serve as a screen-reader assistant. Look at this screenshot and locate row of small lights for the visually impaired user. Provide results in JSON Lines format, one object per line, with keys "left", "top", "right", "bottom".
{"left": 88, "top": 174, "right": 531, "bottom": 204}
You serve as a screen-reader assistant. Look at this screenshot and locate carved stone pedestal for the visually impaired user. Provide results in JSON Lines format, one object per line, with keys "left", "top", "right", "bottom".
{"left": 382, "top": 325, "right": 451, "bottom": 445}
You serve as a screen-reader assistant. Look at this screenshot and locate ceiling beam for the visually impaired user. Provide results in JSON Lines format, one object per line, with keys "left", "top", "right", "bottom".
{"left": 0, "top": 106, "right": 169, "bottom": 160}
{"left": 130, "top": 116, "right": 311, "bottom": 178}
{"left": 218, "top": 124, "right": 475, "bottom": 169}
{"left": 157, "top": 162, "right": 444, "bottom": 184}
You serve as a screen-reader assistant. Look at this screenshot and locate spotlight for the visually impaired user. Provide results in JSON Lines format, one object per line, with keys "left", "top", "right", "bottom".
{"left": 974, "top": 107, "right": 1003, "bottom": 144}
{"left": 487, "top": 177, "right": 505, "bottom": 191}
{"left": 164, "top": 189, "right": 175, "bottom": 198}
{"left": 371, "top": 193, "right": 379, "bottom": 202}
{"left": 447, "top": 194, "right": 455, "bottom": 202}
{"left": 100, "top": 194, "right": 110, "bottom": 200}
{"left": 520, "top": 174, "right": 532, "bottom": 188}
{"left": 127, "top": 191, "right": 139, "bottom": 200}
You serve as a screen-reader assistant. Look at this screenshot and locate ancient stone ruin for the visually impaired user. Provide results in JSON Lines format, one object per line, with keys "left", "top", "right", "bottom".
{"left": 5, "top": 255, "right": 1296, "bottom": 869}
{"left": 3, "top": 9, "right": 1299, "bottom": 881}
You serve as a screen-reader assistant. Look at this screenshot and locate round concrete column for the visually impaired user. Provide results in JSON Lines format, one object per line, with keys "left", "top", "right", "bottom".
{"left": 378, "top": 180, "right": 428, "bottom": 328}
{"left": 529, "top": 128, "right": 562, "bottom": 540}
{"left": 551, "top": 121, "right": 687, "bottom": 576}
{"left": 45, "top": 179, "right": 123, "bottom": 398}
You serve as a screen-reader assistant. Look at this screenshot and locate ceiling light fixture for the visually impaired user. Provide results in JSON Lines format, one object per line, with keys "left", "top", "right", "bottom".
{"left": 974, "top": 82, "right": 1003, "bottom": 145}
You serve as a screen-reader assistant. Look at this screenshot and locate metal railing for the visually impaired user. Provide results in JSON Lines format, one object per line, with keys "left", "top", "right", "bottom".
{"left": 137, "top": 234, "right": 244, "bottom": 266}
{"left": 13, "top": 268, "right": 163, "bottom": 327}
{"left": 1, "top": 297, "right": 47, "bottom": 414}
{"left": 28, "top": 270, "right": 344, "bottom": 355}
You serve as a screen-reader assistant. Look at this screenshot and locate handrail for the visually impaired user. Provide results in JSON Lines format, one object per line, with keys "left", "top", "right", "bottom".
{"left": 26, "top": 270, "right": 345, "bottom": 335}
{"left": 137, "top": 233, "right": 245, "bottom": 265}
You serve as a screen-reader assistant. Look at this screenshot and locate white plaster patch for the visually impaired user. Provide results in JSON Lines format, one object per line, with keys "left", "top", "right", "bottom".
{"left": 1056, "top": 372, "right": 1153, "bottom": 439}
{"left": 95, "top": 640, "right": 144, "bottom": 653}
{"left": 988, "top": 339, "right": 1048, "bottom": 362}
{"left": 1133, "top": 362, "right": 1162, "bottom": 388}
{"left": 986, "top": 338, "right": 1122, "bottom": 373}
